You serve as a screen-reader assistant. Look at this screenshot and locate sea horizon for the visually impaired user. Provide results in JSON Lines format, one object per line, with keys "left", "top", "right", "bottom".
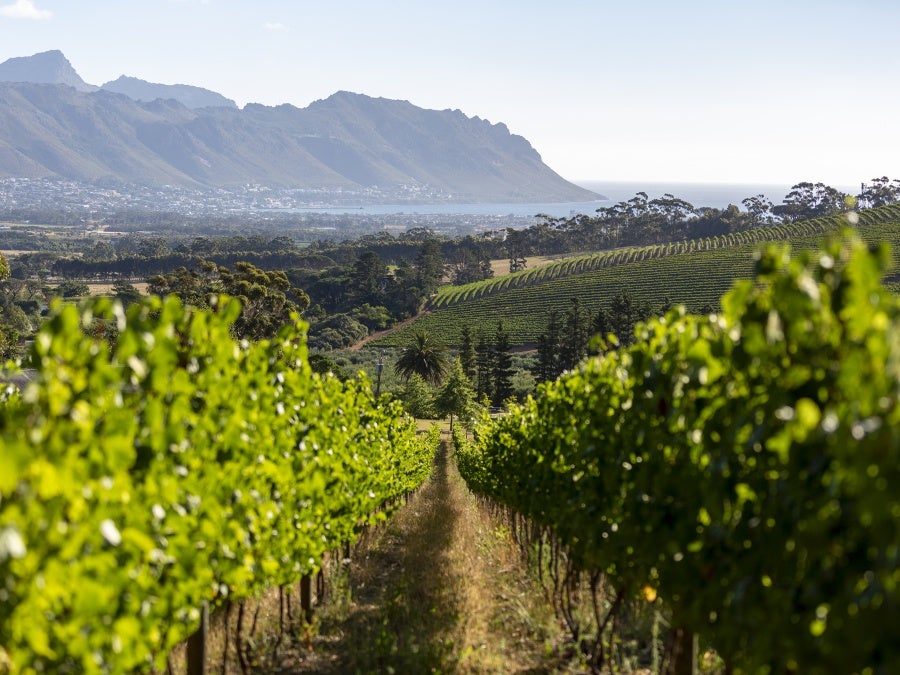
{"left": 275, "top": 180, "right": 855, "bottom": 219}
{"left": 575, "top": 180, "right": 860, "bottom": 212}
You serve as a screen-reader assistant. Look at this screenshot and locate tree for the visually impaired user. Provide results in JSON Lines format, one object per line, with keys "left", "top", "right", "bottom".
{"left": 742, "top": 194, "right": 775, "bottom": 227}
{"left": 475, "top": 330, "right": 493, "bottom": 401}
{"left": 449, "top": 248, "right": 493, "bottom": 285}
{"left": 458, "top": 324, "right": 476, "bottom": 382}
{"left": 414, "top": 239, "right": 446, "bottom": 296}
{"left": 858, "top": 176, "right": 900, "bottom": 208}
{"left": 608, "top": 291, "right": 650, "bottom": 347}
{"left": 0, "top": 252, "right": 10, "bottom": 282}
{"left": 506, "top": 228, "right": 528, "bottom": 273}
{"left": 149, "top": 260, "right": 309, "bottom": 341}
{"left": 492, "top": 321, "right": 514, "bottom": 405}
{"left": 559, "top": 298, "right": 589, "bottom": 371}
{"left": 218, "top": 262, "right": 309, "bottom": 341}
{"left": 400, "top": 373, "right": 437, "bottom": 419}
{"left": 591, "top": 306, "right": 612, "bottom": 353}
{"left": 0, "top": 272, "right": 35, "bottom": 360}
{"left": 351, "top": 303, "right": 392, "bottom": 331}
{"left": 435, "top": 358, "right": 477, "bottom": 431}
{"left": 650, "top": 193, "right": 695, "bottom": 226}
{"left": 148, "top": 260, "right": 221, "bottom": 308}
{"left": 533, "top": 309, "right": 562, "bottom": 382}
{"left": 308, "top": 353, "right": 347, "bottom": 380}
{"left": 773, "top": 182, "right": 848, "bottom": 222}
{"left": 137, "top": 237, "right": 169, "bottom": 258}
{"left": 350, "top": 251, "right": 391, "bottom": 305}
{"left": 55, "top": 281, "right": 90, "bottom": 298}
{"left": 112, "top": 282, "right": 142, "bottom": 308}
{"left": 394, "top": 330, "right": 449, "bottom": 386}
{"left": 306, "top": 314, "right": 368, "bottom": 351}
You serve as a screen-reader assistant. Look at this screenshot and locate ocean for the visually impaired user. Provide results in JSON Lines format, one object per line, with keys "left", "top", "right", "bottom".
{"left": 282, "top": 181, "right": 839, "bottom": 219}
{"left": 577, "top": 181, "right": 801, "bottom": 211}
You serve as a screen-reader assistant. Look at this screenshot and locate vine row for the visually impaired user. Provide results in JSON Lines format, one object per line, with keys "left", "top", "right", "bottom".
{"left": 455, "top": 231, "right": 899, "bottom": 673}
{"left": 0, "top": 296, "right": 440, "bottom": 673}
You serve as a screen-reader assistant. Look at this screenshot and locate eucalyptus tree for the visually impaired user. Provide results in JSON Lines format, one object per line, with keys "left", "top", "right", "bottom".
{"left": 774, "top": 182, "right": 848, "bottom": 222}
{"left": 858, "top": 176, "right": 900, "bottom": 208}
{"left": 742, "top": 194, "right": 775, "bottom": 227}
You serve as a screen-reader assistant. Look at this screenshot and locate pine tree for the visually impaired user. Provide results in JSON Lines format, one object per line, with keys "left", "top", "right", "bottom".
{"left": 559, "top": 297, "right": 589, "bottom": 371}
{"left": 458, "top": 324, "right": 476, "bottom": 382}
{"left": 492, "top": 321, "right": 514, "bottom": 405}
{"left": 591, "top": 306, "right": 612, "bottom": 352}
{"left": 533, "top": 309, "right": 562, "bottom": 382}
{"left": 609, "top": 291, "right": 636, "bottom": 346}
{"left": 607, "top": 291, "right": 652, "bottom": 347}
{"left": 475, "top": 330, "right": 493, "bottom": 402}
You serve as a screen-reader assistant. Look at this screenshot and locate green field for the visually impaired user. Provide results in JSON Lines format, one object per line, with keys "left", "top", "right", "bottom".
{"left": 370, "top": 214, "right": 900, "bottom": 349}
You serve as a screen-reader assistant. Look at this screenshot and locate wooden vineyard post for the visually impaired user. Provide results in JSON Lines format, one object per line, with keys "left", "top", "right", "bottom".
{"left": 300, "top": 574, "right": 313, "bottom": 623}
{"left": 668, "top": 627, "right": 697, "bottom": 675}
{"left": 186, "top": 600, "right": 209, "bottom": 675}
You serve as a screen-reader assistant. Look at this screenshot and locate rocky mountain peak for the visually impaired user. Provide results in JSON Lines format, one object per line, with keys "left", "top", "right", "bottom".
{"left": 0, "top": 49, "right": 97, "bottom": 92}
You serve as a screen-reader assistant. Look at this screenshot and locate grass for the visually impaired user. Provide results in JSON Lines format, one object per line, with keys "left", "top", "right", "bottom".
{"left": 253, "top": 442, "right": 586, "bottom": 673}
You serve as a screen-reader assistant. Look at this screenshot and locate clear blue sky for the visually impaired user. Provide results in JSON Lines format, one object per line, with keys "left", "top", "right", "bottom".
{"left": 1, "top": 0, "right": 898, "bottom": 188}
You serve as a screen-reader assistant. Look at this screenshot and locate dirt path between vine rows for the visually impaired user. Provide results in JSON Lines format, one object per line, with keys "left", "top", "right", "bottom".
{"left": 268, "top": 440, "right": 579, "bottom": 674}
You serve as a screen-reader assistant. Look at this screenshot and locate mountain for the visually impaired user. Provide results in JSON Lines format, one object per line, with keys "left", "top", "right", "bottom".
{"left": 101, "top": 76, "right": 238, "bottom": 110}
{"left": 0, "top": 50, "right": 97, "bottom": 92}
{"left": 0, "top": 51, "right": 598, "bottom": 203}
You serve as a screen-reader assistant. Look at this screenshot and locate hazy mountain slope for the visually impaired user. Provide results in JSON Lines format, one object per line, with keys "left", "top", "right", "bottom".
{"left": 101, "top": 75, "right": 238, "bottom": 110}
{"left": 0, "top": 84, "right": 201, "bottom": 184}
{"left": 0, "top": 83, "right": 596, "bottom": 201}
{"left": 302, "top": 92, "right": 574, "bottom": 200}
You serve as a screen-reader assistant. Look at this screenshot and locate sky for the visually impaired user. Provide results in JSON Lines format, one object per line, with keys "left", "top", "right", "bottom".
{"left": 1, "top": 0, "right": 898, "bottom": 189}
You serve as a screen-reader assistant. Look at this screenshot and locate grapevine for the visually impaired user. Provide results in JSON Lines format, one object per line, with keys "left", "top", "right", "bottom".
{"left": 456, "top": 231, "right": 900, "bottom": 673}
{"left": 0, "top": 295, "right": 439, "bottom": 673}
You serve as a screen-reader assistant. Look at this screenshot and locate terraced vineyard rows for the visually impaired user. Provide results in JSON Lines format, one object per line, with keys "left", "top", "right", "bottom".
{"left": 372, "top": 218, "right": 900, "bottom": 349}
{"left": 426, "top": 206, "right": 900, "bottom": 312}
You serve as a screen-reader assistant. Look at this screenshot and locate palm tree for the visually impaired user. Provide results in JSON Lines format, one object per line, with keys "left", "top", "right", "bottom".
{"left": 394, "top": 330, "right": 449, "bottom": 386}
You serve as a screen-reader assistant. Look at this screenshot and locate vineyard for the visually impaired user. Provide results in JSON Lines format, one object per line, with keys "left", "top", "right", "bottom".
{"left": 454, "top": 232, "right": 900, "bottom": 673}
{"left": 370, "top": 215, "right": 900, "bottom": 349}
{"left": 427, "top": 204, "right": 900, "bottom": 312}
{"left": 0, "top": 296, "right": 440, "bottom": 673}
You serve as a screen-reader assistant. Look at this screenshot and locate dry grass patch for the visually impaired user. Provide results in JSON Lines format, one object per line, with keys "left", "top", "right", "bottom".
{"left": 488, "top": 255, "right": 561, "bottom": 278}
{"left": 86, "top": 282, "right": 149, "bottom": 295}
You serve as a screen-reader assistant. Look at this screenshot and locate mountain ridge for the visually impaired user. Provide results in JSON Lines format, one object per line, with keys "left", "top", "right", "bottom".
{"left": 0, "top": 51, "right": 599, "bottom": 203}
{"left": 100, "top": 75, "right": 238, "bottom": 110}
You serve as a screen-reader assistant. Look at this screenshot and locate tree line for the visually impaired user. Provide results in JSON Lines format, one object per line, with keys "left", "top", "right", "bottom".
{"left": 4, "top": 177, "right": 898, "bottom": 360}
